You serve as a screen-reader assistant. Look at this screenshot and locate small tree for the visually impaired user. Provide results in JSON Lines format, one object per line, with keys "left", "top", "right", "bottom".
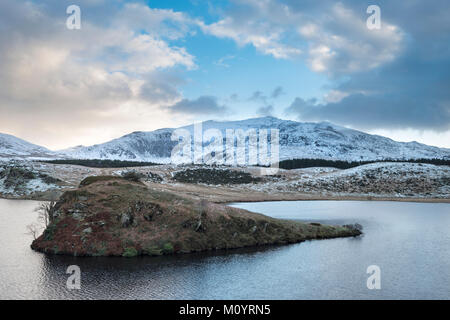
{"left": 35, "top": 201, "right": 57, "bottom": 227}
{"left": 26, "top": 223, "right": 41, "bottom": 240}
{"left": 26, "top": 201, "right": 58, "bottom": 239}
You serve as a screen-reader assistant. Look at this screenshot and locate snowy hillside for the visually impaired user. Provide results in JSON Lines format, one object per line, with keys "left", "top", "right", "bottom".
{"left": 287, "top": 162, "right": 450, "bottom": 198}
{"left": 232, "top": 162, "right": 450, "bottom": 199}
{"left": 61, "top": 117, "right": 450, "bottom": 163}
{"left": 1, "top": 117, "right": 450, "bottom": 163}
{"left": 61, "top": 128, "right": 176, "bottom": 163}
{"left": 0, "top": 133, "right": 55, "bottom": 159}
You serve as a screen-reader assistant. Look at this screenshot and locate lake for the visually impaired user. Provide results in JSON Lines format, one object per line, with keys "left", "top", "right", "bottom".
{"left": 0, "top": 199, "right": 449, "bottom": 299}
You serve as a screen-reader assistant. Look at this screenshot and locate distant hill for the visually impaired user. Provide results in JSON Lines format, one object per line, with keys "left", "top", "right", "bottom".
{"left": 0, "top": 133, "right": 55, "bottom": 159}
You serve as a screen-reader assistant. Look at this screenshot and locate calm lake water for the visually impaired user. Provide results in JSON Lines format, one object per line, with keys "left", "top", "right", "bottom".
{"left": 0, "top": 198, "right": 449, "bottom": 300}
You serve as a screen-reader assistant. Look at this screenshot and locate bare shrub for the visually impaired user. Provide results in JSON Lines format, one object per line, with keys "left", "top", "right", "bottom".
{"left": 26, "top": 223, "right": 42, "bottom": 240}
{"left": 35, "top": 201, "right": 57, "bottom": 227}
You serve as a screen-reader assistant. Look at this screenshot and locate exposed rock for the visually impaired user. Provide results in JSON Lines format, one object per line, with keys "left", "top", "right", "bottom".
{"left": 96, "top": 221, "right": 106, "bottom": 227}
{"left": 67, "top": 209, "right": 85, "bottom": 220}
{"left": 119, "top": 211, "right": 135, "bottom": 228}
{"left": 82, "top": 227, "right": 92, "bottom": 234}
{"left": 73, "top": 202, "right": 87, "bottom": 210}
{"left": 142, "top": 212, "right": 153, "bottom": 221}
{"left": 145, "top": 172, "right": 163, "bottom": 183}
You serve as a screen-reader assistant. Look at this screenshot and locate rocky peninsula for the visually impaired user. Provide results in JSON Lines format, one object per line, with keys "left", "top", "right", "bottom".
{"left": 31, "top": 175, "right": 362, "bottom": 257}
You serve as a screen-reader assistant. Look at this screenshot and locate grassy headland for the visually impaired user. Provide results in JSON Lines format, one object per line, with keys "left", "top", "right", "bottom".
{"left": 31, "top": 175, "right": 361, "bottom": 257}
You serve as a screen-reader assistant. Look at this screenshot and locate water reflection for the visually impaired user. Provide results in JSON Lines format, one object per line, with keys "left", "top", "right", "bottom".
{"left": 1, "top": 199, "right": 449, "bottom": 299}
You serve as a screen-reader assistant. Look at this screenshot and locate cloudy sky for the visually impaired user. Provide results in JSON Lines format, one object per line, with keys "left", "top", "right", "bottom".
{"left": 1, "top": 0, "right": 449, "bottom": 149}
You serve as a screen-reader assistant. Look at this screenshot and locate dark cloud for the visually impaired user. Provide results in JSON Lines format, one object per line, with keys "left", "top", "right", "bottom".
{"left": 271, "top": 86, "right": 284, "bottom": 99}
{"left": 139, "top": 72, "right": 184, "bottom": 104}
{"left": 250, "top": 87, "right": 284, "bottom": 105}
{"left": 249, "top": 91, "right": 267, "bottom": 104}
{"left": 229, "top": 93, "right": 239, "bottom": 102}
{"left": 257, "top": 105, "right": 274, "bottom": 117}
{"left": 286, "top": 89, "right": 450, "bottom": 132}
{"left": 283, "top": 0, "right": 450, "bottom": 131}
{"left": 250, "top": 88, "right": 283, "bottom": 117}
{"left": 168, "top": 96, "right": 228, "bottom": 115}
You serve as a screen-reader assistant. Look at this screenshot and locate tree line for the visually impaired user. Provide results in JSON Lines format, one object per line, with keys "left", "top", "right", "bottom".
{"left": 40, "top": 159, "right": 159, "bottom": 168}
{"left": 278, "top": 158, "right": 450, "bottom": 170}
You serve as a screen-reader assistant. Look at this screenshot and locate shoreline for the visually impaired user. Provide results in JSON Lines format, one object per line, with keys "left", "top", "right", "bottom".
{"left": 220, "top": 195, "right": 450, "bottom": 204}
{"left": 1, "top": 193, "right": 449, "bottom": 204}
{"left": 30, "top": 177, "right": 362, "bottom": 257}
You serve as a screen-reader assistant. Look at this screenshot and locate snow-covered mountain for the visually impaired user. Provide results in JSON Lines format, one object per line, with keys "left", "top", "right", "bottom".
{"left": 61, "top": 128, "right": 176, "bottom": 163}
{"left": 1, "top": 117, "right": 449, "bottom": 162}
{"left": 58, "top": 117, "right": 450, "bottom": 163}
{"left": 0, "top": 133, "right": 55, "bottom": 159}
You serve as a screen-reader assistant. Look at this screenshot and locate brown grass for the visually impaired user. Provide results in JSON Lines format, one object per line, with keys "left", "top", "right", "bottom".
{"left": 31, "top": 176, "right": 361, "bottom": 257}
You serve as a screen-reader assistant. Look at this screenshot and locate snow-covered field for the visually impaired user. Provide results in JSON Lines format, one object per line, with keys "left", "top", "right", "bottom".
{"left": 0, "top": 161, "right": 62, "bottom": 197}
{"left": 254, "top": 162, "right": 450, "bottom": 199}
{"left": 0, "top": 160, "right": 449, "bottom": 201}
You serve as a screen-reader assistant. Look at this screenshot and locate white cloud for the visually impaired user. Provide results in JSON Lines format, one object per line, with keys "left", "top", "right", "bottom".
{"left": 214, "top": 55, "right": 236, "bottom": 68}
{"left": 199, "top": 1, "right": 302, "bottom": 59}
{"left": 0, "top": 0, "right": 196, "bottom": 149}
{"left": 119, "top": 34, "right": 195, "bottom": 73}
{"left": 116, "top": 3, "right": 198, "bottom": 40}
{"left": 201, "top": 0, "right": 404, "bottom": 74}
{"left": 299, "top": 3, "right": 404, "bottom": 75}
{"left": 324, "top": 90, "right": 349, "bottom": 103}
{"left": 168, "top": 96, "right": 228, "bottom": 115}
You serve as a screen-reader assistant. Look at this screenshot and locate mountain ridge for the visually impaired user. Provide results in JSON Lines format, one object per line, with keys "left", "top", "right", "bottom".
{"left": 0, "top": 133, "right": 54, "bottom": 159}
{"left": 1, "top": 117, "right": 449, "bottom": 162}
